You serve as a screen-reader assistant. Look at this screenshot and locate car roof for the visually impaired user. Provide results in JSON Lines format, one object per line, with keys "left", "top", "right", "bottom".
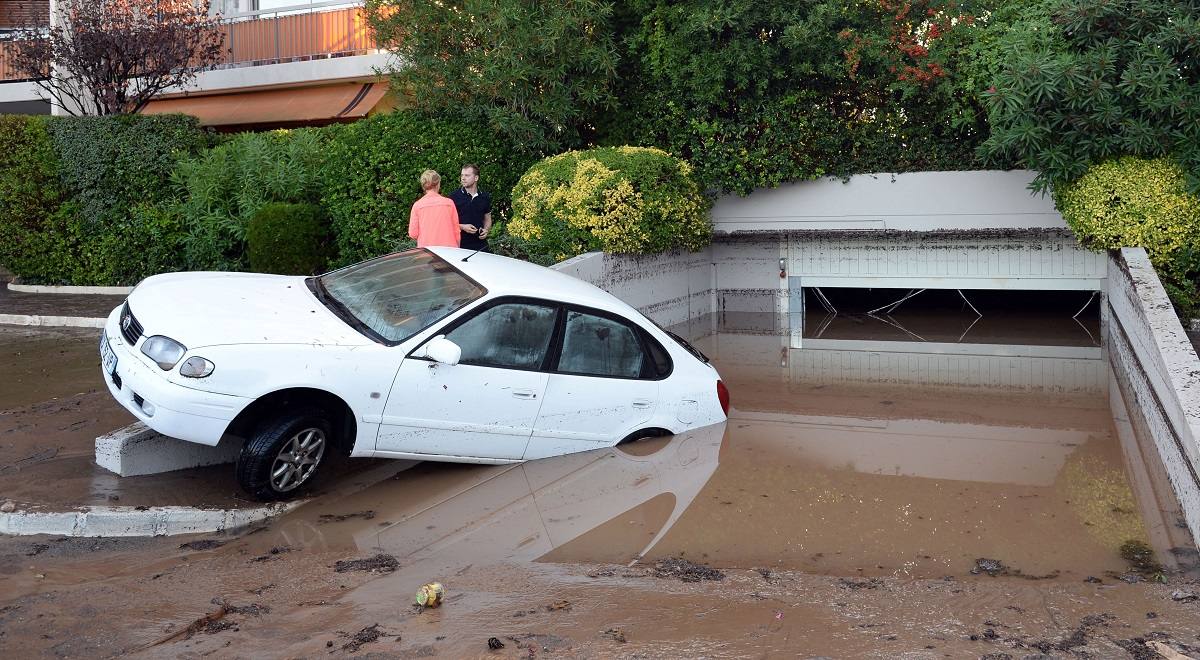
{"left": 426, "top": 247, "right": 631, "bottom": 314}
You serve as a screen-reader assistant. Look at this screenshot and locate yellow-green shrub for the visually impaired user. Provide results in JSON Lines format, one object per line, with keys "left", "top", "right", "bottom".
{"left": 508, "top": 146, "right": 711, "bottom": 264}
{"left": 1056, "top": 157, "right": 1200, "bottom": 311}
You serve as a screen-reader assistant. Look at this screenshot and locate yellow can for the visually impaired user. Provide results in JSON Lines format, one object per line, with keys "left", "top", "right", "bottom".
{"left": 415, "top": 582, "right": 445, "bottom": 608}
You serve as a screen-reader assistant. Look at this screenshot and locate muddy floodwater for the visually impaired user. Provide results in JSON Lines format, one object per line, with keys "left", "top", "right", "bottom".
{"left": 290, "top": 308, "right": 1187, "bottom": 582}
{"left": 1, "top": 309, "right": 1198, "bottom": 658}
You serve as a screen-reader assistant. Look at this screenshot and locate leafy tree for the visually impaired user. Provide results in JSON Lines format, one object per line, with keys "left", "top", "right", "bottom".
{"left": 610, "top": 0, "right": 1004, "bottom": 194}
{"left": 980, "top": 0, "right": 1200, "bottom": 193}
{"left": 365, "top": 0, "right": 620, "bottom": 155}
{"left": 4, "top": 0, "right": 226, "bottom": 115}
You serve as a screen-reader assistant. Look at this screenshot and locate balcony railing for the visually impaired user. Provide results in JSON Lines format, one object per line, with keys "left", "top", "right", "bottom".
{"left": 220, "top": 4, "right": 378, "bottom": 68}
{"left": 1, "top": 3, "right": 379, "bottom": 83}
{"left": 0, "top": 39, "right": 28, "bottom": 82}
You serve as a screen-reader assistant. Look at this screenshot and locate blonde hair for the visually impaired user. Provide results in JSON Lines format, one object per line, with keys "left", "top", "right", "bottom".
{"left": 419, "top": 169, "right": 441, "bottom": 191}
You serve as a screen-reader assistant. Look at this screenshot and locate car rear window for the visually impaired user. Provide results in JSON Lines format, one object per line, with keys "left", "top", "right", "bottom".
{"left": 634, "top": 311, "right": 710, "bottom": 365}
{"left": 314, "top": 250, "right": 485, "bottom": 344}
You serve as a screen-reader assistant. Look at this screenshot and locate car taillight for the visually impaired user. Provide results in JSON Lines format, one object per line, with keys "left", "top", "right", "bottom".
{"left": 716, "top": 380, "right": 730, "bottom": 416}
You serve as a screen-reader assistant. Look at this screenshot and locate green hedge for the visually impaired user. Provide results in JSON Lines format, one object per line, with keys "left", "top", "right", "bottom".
{"left": 509, "top": 146, "right": 711, "bottom": 265}
{"left": 319, "top": 111, "right": 533, "bottom": 265}
{"left": 46, "top": 114, "right": 211, "bottom": 226}
{"left": 0, "top": 115, "right": 71, "bottom": 283}
{"left": 1056, "top": 157, "right": 1200, "bottom": 312}
{"left": 174, "top": 128, "right": 330, "bottom": 271}
{"left": 246, "top": 203, "right": 330, "bottom": 275}
{"left": 0, "top": 114, "right": 210, "bottom": 285}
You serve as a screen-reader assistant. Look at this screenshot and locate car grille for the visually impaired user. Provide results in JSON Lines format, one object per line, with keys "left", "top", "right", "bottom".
{"left": 119, "top": 303, "right": 144, "bottom": 345}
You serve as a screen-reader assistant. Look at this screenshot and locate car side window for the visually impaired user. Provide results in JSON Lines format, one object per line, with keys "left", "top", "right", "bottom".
{"left": 444, "top": 303, "right": 558, "bottom": 370}
{"left": 556, "top": 310, "right": 647, "bottom": 378}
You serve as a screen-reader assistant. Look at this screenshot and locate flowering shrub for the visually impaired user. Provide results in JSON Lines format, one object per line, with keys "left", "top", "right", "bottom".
{"left": 1056, "top": 157, "right": 1200, "bottom": 312}
{"left": 508, "top": 146, "right": 711, "bottom": 264}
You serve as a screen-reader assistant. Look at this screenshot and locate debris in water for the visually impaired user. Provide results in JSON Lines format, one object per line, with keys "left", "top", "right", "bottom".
{"left": 1084, "top": 576, "right": 1102, "bottom": 584}
{"left": 1147, "top": 640, "right": 1193, "bottom": 660}
{"left": 1119, "top": 539, "right": 1164, "bottom": 576}
{"left": 545, "top": 600, "right": 571, "bottom": 612}
{"left": 251, "top": 546, "right": 292, "bottom": 562}
{"left": 1170, "top": 590, "right": 1197, "bottom": 602}
{"left": 487, "top": 637, "right": 505, "bottom": 650}
{"left": 132, "top": 603, "right": 230, "bottom": 651}
{"left": 602, "top": 628, "right": 627, "bottom": 643}
{"left": 179, "top": 539, "right": 225, "bottom": 551}
{"left": 838, "top": 578, "right": 884, "bottom": 590}
{"left": 333, "top": 553, "right": 399, "bottom": 573}
{"left": 1052, "top": 613, "right": 1114, "bottom": 652}
{"left": 968, "top": 558, "right": 1058, "bottom": 580}
{"left": 970, "top": 558, "right": 1006, "bottom": 576}
{"left": 586, "top": 568, "right": 616, "bottom": 578}
{"left": 0, "top": 500, "right": 15, "bottom": 513}
{"left": 210, "top": 598, "right": 270, "bottom": 617}
{"left": 318, "top": 510, "right": 376, "bottom": 523}
{"left": 342, "top": 623, "right": 392, "bottom": 653}
{"left": 652, "top": 557, "right": 724, "bottom": 582}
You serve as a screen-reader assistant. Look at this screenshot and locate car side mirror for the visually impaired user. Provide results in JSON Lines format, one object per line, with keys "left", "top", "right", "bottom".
{"left": 418, "top": 336, "right": 461, "bottom": 366}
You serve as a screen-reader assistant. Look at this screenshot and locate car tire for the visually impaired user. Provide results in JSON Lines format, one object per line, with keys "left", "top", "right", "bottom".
{"left": 236, "top": 408, "right": 332, "bottom": 501}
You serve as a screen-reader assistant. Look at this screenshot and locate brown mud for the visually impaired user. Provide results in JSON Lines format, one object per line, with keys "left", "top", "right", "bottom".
{"left": 0, "top": 317, "right": 1197, "bottom": 658}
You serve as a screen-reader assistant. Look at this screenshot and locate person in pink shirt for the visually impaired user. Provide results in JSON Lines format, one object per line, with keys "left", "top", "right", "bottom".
{"left": 408, "top": 170, "right": 461, "bottom": 248}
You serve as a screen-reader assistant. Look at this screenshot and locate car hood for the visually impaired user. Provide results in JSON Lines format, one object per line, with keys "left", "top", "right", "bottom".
{"left": 125, "top": 272, "right": 373, "bottom": 349}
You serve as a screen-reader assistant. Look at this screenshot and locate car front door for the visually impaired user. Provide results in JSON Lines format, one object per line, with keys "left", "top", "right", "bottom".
{"left": 376, "top": 300, "right": 560, "bottom": 461}
{"left": 526, "top": 309, "right": 663, "bottom": 460}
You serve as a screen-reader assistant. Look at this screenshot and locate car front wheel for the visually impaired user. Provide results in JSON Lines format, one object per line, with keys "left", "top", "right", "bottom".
{"left": 236, "top": 408, "right": 331, "bottom": 501}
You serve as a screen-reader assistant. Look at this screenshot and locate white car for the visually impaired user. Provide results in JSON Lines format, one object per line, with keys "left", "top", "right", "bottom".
{"left": 100, "top": 247, "right": 729, "bottom": 500}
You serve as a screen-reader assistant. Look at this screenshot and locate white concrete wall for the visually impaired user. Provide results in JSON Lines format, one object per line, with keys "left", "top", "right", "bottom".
{"left": 0, "top": 81, "right": 41, "bottom": 104}
{"left": 552, "top": 250, "right": 714, "bottom": 327}
{"left": 788, "top": 232, "right": 1106, "bottom": 291}
{"left": 163, "top": 52, "right": 390, "bottom": 97}
{"left": 711, "top": 170, "right": 1063, "bottom": 233}
{"left": 1107, "top": 248, "right": 1200, "bottom": 544}
{"left": 711, "top": 171, "right": 1103, "bottom": 292}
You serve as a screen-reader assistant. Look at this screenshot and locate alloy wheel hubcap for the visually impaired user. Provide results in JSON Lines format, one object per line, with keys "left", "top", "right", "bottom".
{"left": 270, "top": 428, "right": 326, "bottom": 492}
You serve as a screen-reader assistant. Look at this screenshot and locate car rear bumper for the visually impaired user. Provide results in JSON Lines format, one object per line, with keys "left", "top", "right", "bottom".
{"left": 101, "top": 310, "right": 250, "bottom": 446}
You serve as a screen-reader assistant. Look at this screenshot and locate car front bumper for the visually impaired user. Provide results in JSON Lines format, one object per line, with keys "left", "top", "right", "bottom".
{"left": 101, "top": 310, "right": 251, "bottom": 446}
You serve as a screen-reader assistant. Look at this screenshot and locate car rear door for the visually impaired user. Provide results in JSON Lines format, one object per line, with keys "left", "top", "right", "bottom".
{"left": 526, "top": 308, "right": 664, "bottom": 460}
{"left": 376, "top": 300, "right": 560, "bottom": 460}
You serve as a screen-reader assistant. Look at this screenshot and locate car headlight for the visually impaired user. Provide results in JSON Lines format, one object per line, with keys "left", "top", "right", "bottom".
{"left": 180, "top": 356, "right": 215, "bottom": 378}
{"left": 141, "top": 335, "right": 187, "bottom": 370}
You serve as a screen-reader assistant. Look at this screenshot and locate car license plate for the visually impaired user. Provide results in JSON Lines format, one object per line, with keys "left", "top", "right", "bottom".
{"left": 100, "top": 333, "right": 118, "bottom": 376}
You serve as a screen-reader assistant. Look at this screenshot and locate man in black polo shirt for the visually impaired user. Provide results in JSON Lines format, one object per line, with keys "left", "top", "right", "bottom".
{"left": 450, "top": 163, "right": 492, "bottom": 252}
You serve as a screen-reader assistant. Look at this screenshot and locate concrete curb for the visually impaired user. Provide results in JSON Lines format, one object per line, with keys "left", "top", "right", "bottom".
{"left": 0, "top": 502, "right": 302, "bottom": 537}
{"left": 0, "top": 313, "right": 106, "bottom": 328}
{"left": 96, "top": 423, "right": 242, "bottom": 477}
{"left": 7, "top": 282, "right": 133, "bottom": 295}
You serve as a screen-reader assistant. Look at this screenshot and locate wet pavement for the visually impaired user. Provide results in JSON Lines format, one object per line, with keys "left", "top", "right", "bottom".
{"left": 0, "top": 308, "right": 1198, "bottom": 657}
{"left": 0, "top": 285, "right": 125, "bottom": 319}
{"left": 0, "top": 326, "right": 388, "bottom": 511}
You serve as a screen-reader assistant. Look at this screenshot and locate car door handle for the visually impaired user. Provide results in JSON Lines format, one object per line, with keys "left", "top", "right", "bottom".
{"left": 512, "top": 389, "right": 537, "bottom": 399}
{"left": 632, "top": 398, "right": 653, "bottom": 409}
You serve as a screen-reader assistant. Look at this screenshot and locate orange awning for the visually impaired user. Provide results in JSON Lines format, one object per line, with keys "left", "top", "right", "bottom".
{"left": 141, "top": 82, "right": 389, "bottom": 129}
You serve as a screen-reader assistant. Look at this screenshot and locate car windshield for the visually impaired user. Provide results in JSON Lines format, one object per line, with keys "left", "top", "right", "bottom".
{"left": 313, "top": 250, "right": 486, "bottom": 344}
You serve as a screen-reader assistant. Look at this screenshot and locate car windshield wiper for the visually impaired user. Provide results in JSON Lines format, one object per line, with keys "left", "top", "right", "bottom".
{"left": 305, "top": 277, "right": 388, "bottom": 345}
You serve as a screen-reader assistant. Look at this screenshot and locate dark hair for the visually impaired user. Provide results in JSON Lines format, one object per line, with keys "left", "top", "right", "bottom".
{"left": 461, "top": 163, "right": 480, "bottom": 175}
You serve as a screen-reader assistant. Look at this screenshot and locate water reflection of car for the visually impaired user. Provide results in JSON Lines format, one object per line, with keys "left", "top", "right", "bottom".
{"left": 329, "top": 423, "right": 727, "bottom": 567}
{"left": 99, "top": 248, "right": 730, "bottom": 500}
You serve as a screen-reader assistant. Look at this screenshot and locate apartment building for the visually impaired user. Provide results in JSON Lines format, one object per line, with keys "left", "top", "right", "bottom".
{"left": 0, "top": 0, "right": 395, "bottom": 129}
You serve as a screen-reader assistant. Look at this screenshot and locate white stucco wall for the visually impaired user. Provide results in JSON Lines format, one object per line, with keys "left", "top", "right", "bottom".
{"left": 1107, "top": 248, "right": 1200, "bottom": 544}
{"left": 711, "top": 170, "right": 1063, "bottom": 233}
